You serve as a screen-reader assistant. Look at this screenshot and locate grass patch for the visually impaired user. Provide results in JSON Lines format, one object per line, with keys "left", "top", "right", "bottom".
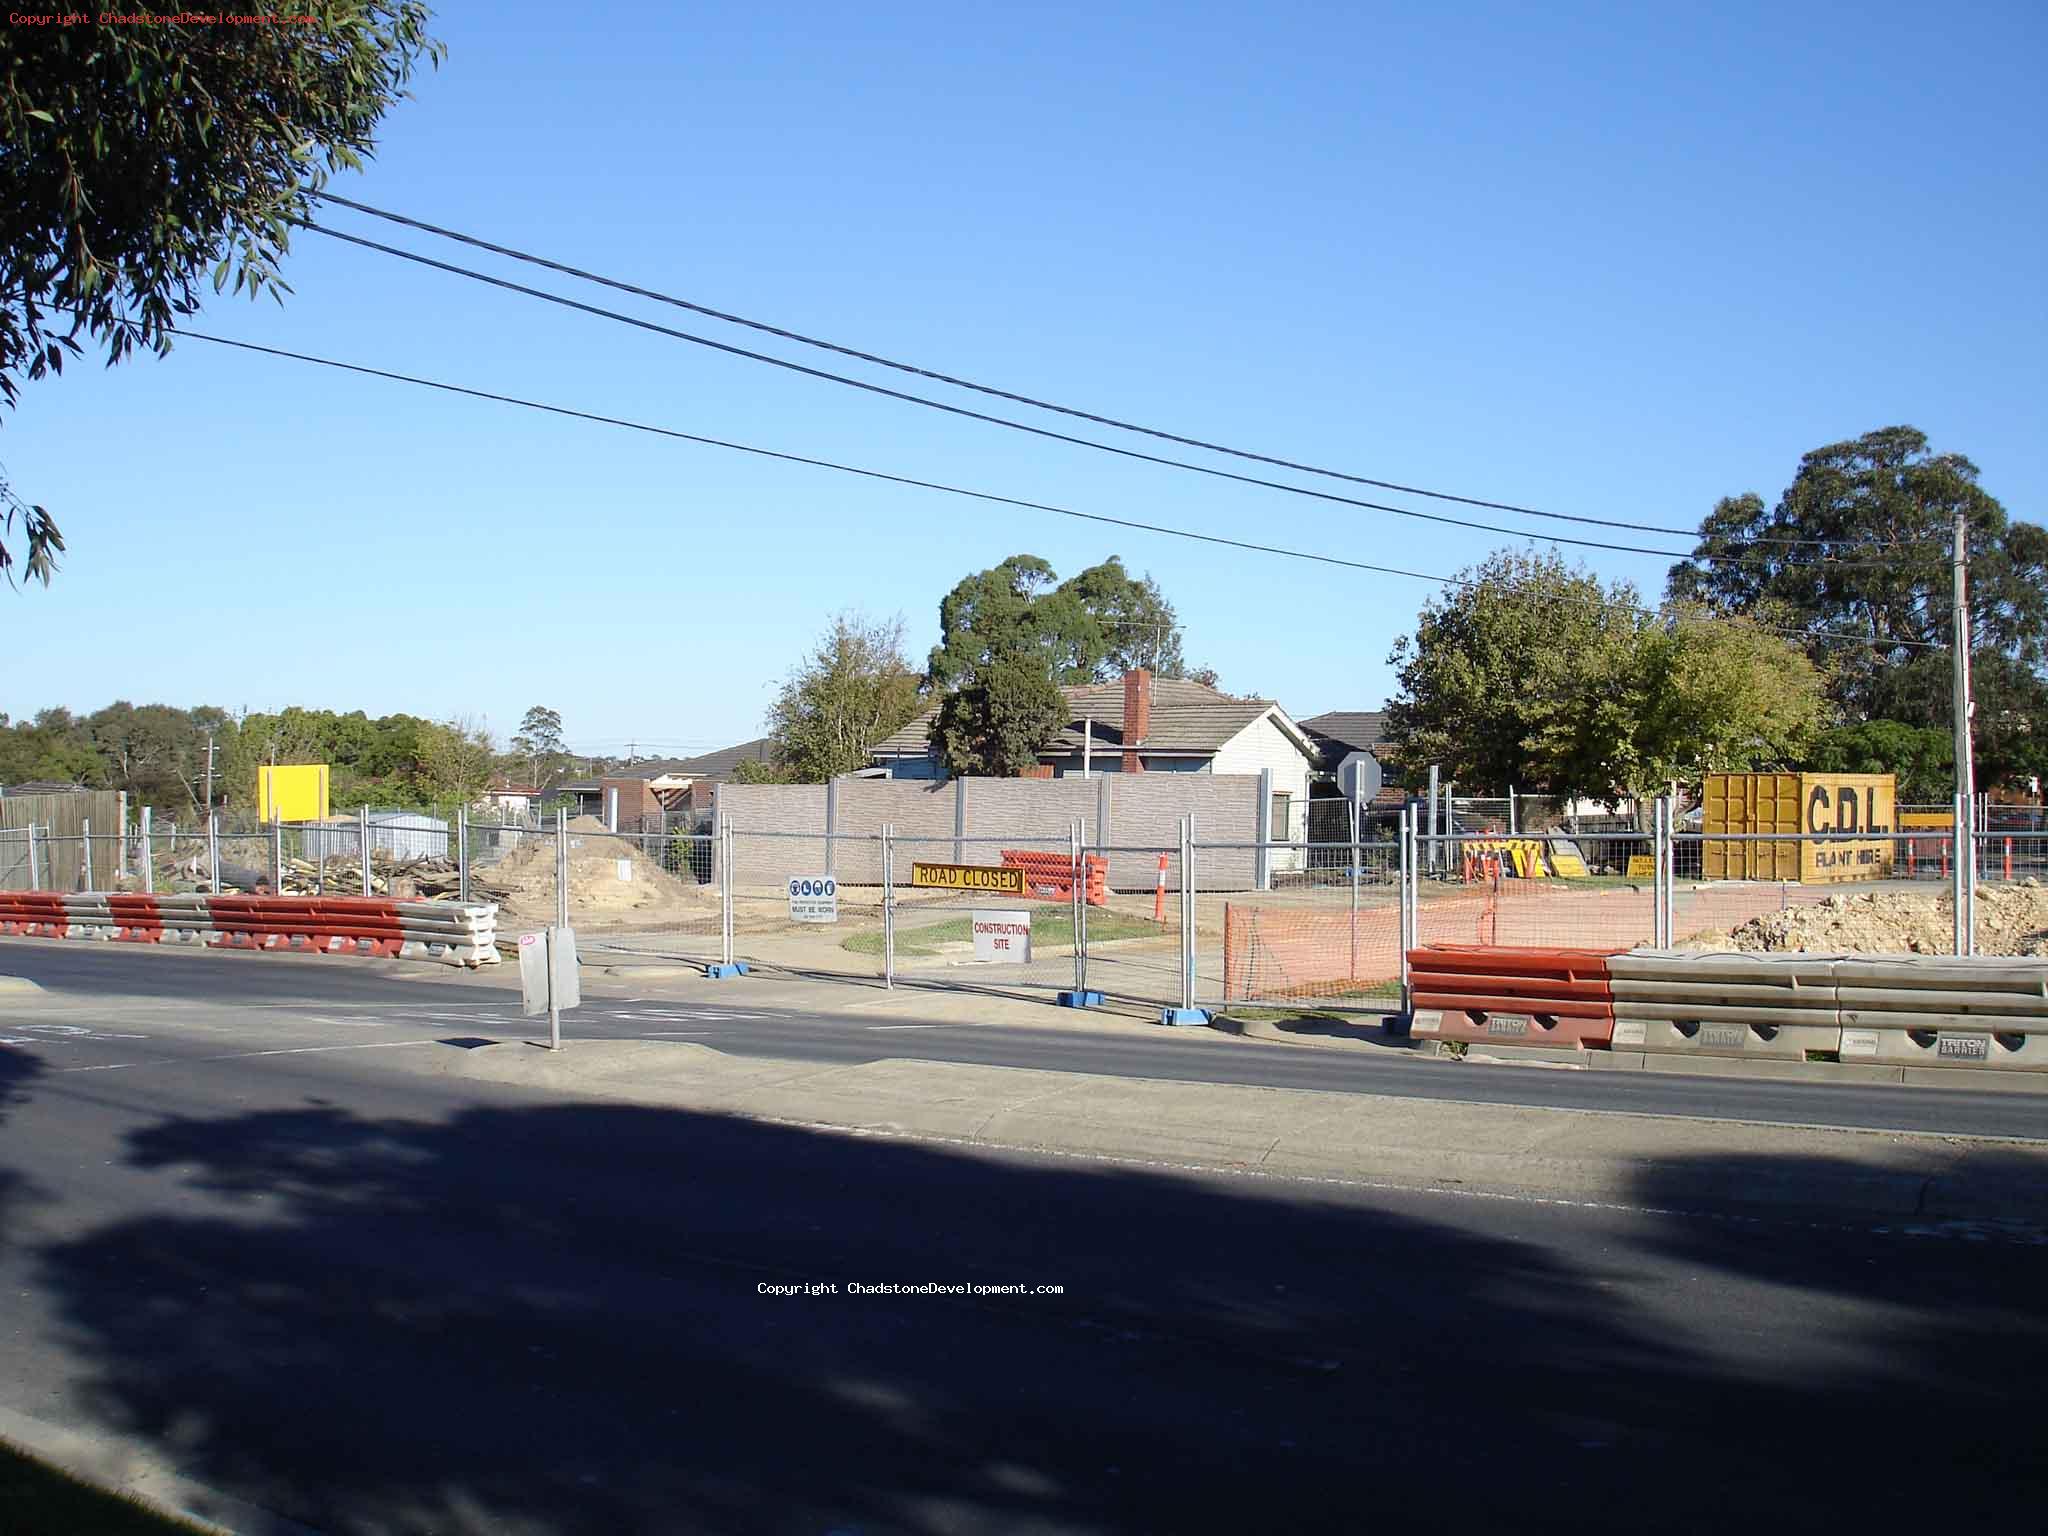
{"left": 841, "top": 906, "right": 1164, "bottom": 957}
{"left": 0, "top": 1440, "right": 217, "bottom": 1535}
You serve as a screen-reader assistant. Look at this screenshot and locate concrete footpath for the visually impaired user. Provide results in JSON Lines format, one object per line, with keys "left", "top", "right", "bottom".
{"left": 433, "top": 1036, "right": 2048, "bottom": 1227}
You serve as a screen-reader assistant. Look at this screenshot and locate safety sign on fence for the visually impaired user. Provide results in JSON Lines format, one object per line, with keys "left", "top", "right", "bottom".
{"left": 972, "top": 910, "right": 1032, "bottom": 963}
{"left": 787, "top": 875, "right": 839, "bottom": 923}
{"left": 909, "top": 861, "right": 1026, "bottom": 895}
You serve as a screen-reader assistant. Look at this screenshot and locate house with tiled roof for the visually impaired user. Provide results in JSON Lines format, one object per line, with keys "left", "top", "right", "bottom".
{"left": 871, "top": 669, "right": 1322, "bottom": 836}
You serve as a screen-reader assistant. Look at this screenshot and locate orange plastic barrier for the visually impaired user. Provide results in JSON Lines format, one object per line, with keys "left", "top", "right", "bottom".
{"left": 1, "top": 891, "right": 498, "bottom": 966}
{"left": 0, "top": 892, "right": 70, "bottom": 939}
{"left": 1407, "top": 944, "right": 1623, "bottom": 1048}
{"left": 999, "top": 850, "right": 1108, "bottom": 907}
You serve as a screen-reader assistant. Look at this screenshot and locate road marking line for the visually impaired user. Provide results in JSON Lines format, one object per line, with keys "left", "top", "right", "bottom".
{"left": 866, "top": 1023, "right": 946, "bottom": 1031}
{"left": 53, "top": 1039, "right": 440, "bottom": 1073}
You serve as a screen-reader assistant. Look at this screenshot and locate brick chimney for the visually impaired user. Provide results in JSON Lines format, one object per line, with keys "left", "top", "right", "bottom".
{"left": 1120, "top": 668, "right": 1151, "bottom": 773}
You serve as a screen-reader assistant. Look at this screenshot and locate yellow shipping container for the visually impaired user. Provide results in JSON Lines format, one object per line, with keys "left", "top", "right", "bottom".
{"left": 1701, "top": 772, "right": 1896, "bottom": 884}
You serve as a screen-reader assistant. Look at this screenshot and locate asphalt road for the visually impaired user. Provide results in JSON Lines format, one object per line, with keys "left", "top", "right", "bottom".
{"left": 0, "top": 943, "right": 2046, "bottom": 1534}
{"left": 4, "top": 940, "right": 2044, "bottom": 1140}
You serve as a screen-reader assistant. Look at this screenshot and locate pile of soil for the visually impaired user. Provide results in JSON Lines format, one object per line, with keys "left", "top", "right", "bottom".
{"left": 1699, "top": 880, "right": 2048, "bottom": 957}
{"left": 479, "top": 826, "right": 717, "bottom": 930}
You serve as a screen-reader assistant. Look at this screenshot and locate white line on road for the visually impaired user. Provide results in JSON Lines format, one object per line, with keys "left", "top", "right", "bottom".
{"left": 54, "top": 1039, "right": 441, "bottom": 1073}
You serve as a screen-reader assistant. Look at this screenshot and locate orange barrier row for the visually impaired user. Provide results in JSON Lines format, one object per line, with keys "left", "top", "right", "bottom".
{"left": 1407, "top": 944, "right": 1623, "bottom": 1047}
{"left": 0, "top": 891, "right": 498, "bottom": 967}
{"left": 0, "top": 892, "right": 71, "bottom": 939}
{"left": 999, "top": 850, "right": 1108, "bottom": 907}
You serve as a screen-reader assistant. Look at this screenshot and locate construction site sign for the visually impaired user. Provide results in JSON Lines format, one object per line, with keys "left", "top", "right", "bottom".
{"left": 972, "top": 910, "right": 1032, "bottom": 962}
{"left": 910, "top": 861, "right": 1026, "bottom": 896}
{"left": 258, "top": 764, "right": 329, "bottom": 824}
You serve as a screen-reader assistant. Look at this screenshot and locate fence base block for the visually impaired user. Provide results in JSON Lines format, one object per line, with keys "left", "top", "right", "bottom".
{"left": 705, "top": 962, "right": 749, "bottom": 979}
{"left": 1159, "top": 1006, "right": 1212, "bottom": 1027}
{"left": 1057, "top": 989, "right": 1105, "bottom": 1008}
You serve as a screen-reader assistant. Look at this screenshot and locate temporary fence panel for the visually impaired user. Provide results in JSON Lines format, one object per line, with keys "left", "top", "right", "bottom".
{"left": 1219, "top": 839, "right": 1404, "bottom": 1011}
{"left": 1411, "top": 832, "right": 1658, "bottom": 955}
{"left": 0, "top": 825, "right": 38, "bottom": 892}
{"left": 1077, "top": 843, "right": 1184, "bottom": 1008}
{"left": 883, "top": 834, "right": 1086, "bottom": 998}
{"left": 726, "top": 826, "right": 888, "bottom": 981}
{"left": 550, "top": 824, "right": 723, "bottom": 963}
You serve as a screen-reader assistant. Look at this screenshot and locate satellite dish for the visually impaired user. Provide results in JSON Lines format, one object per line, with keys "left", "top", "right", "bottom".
{"left": 1336, "top": 751, "right": 1383, "bottom": 804}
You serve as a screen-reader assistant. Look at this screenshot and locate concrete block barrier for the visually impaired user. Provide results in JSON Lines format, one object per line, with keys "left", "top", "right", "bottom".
{"left": 1605, "top": 951, "right": 1842, "bottom": 1060}
{"left": 1834, "top": 956, "right": 2048, "bottom": 1072}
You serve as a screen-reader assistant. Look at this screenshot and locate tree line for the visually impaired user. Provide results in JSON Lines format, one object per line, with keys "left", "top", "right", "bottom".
{"left": 0, "top": 704, "right": 558, "bottom": 819}
{"left": 1383, "top": 427, "right": 2046, "bottom": 803}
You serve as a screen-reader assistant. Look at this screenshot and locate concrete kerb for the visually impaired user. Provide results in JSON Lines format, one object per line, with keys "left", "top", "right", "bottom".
{"left": 433, "top": 1039, "right": 2048, "bottom": 1225}
{"left": 0, "top": 974, "right": 45, "bottom": 996}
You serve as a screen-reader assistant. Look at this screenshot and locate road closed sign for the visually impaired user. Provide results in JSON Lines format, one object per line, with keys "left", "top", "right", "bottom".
{"left": 787, "top": 875, "right": 838, "bottom": 923}
{"left": 973, "top": 909, "right": 1032, "bottom": 963}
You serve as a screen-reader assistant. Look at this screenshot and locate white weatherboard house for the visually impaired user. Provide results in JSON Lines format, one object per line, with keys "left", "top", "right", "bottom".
{"left": 871, "top": 669, "right": 1321, "bottom": 840}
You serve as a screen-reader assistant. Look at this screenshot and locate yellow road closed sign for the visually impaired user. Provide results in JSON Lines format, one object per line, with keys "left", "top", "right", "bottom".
{"left": 910, "top": 861, "right": 1026, "bottom": 895}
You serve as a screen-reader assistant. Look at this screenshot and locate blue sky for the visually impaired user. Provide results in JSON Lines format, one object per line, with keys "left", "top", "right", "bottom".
{"left": 6, "top": 0, "right": 2042, "bottom": 757}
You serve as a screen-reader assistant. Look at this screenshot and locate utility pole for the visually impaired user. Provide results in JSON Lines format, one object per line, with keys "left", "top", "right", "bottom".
{"left": 202, "top": 732, "right": 216, "bottom": 817}
{"left": 1952, "top": 510, "right": 1976, "bottom": 956}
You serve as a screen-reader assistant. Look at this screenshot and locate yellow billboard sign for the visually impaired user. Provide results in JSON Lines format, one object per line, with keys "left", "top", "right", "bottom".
{"left": 909, "top": 861, "right": 1026, "bottom": 895}
{"left": 258, "top": 764, "right": 330, "bottom": 823}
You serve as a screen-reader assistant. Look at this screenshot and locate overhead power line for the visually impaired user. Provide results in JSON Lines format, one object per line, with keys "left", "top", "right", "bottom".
{"left": 313, "top": 191, "right": 1897, "bottom": 555}
{"left": 298, "top": 219, "right": 1895, "bottom": 572}
{"left": 144, "top": 317, "right": 1943, "bottom": 650}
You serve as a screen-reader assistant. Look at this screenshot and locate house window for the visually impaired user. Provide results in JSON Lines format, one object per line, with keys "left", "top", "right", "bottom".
{"left": 1270, "top": 792, "right": 1292, "bottom": 842}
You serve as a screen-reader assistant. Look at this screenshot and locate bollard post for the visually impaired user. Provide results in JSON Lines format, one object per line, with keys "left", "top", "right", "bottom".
{"left": 457, "top": 804, "right": 469, "bottom": 903}
{"left": 272, "top": 815, "right": 284, "bottom": 894}
{"left": 24, "top": 821, "right": 38, "bottom": 891}
{"left": 117, "top": 791, "right": 129, "bottom": 880}
{"left": 1070, "top": 820, "right": 1084, "bottom": 998}
{"left": 1399, "top": 806, "right": 1415, "bottom": 1016}
{"left": 141, "top": 806, "right": 153, "bottom": 895}
{"left": 720, "top": 821, "right": 734, "bottom": 967}
{"left": 555, "top": 807, "right": 569, "bottom": 932}
{"left": 1348, "top": 795, "right": 1361, "bottom": 982}
{"left": 80, "top": 817, "right": 92, "bottom": 892}
{"left": 881, "top": 823, "right": 895, "bottom": 990}
{"left": 209, "top": 813, "right": 221, "bottom": 895}
{"left": 358, "top": 804, "right": 371, "bottom": 898}
{"left": 1180, "top": 815, "right": 1198, "bottom": 1014}
{"left": 2005, "top": 837, "right": 2013, "bottom": 883}
{"left": 720, "top": 821, "right": 735, "bottom": 968}
{"left": 1952, "top": 793, "right": 1968, "bottom": 957}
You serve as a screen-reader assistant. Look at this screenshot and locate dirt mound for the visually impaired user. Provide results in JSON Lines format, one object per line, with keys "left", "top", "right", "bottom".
{"left": 478, "top": 827, "right": 716, "bottom": 930}
{"left": 1697, "top": 880, "right": 2048, "bottom": 957}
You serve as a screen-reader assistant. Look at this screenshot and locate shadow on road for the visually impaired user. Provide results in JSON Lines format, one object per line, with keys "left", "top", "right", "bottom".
{"left": 0, "top": 1046, "right": 46, "bottom": 1241}
{"left": 22, "top": 1090, "right": 2048, "bottom": 1533}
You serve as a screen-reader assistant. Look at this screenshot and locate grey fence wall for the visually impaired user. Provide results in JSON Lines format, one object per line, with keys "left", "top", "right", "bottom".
{"left": 716, "top": 775, "right": 1264, "bottom": 891}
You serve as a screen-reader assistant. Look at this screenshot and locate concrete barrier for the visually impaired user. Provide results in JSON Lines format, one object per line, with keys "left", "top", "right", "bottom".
{"left": 1835, "top": 956, "right": 2048, "bottom": 1072}
{"left": 1607, "top": 951, "right": 1843, "bottom": 1061}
